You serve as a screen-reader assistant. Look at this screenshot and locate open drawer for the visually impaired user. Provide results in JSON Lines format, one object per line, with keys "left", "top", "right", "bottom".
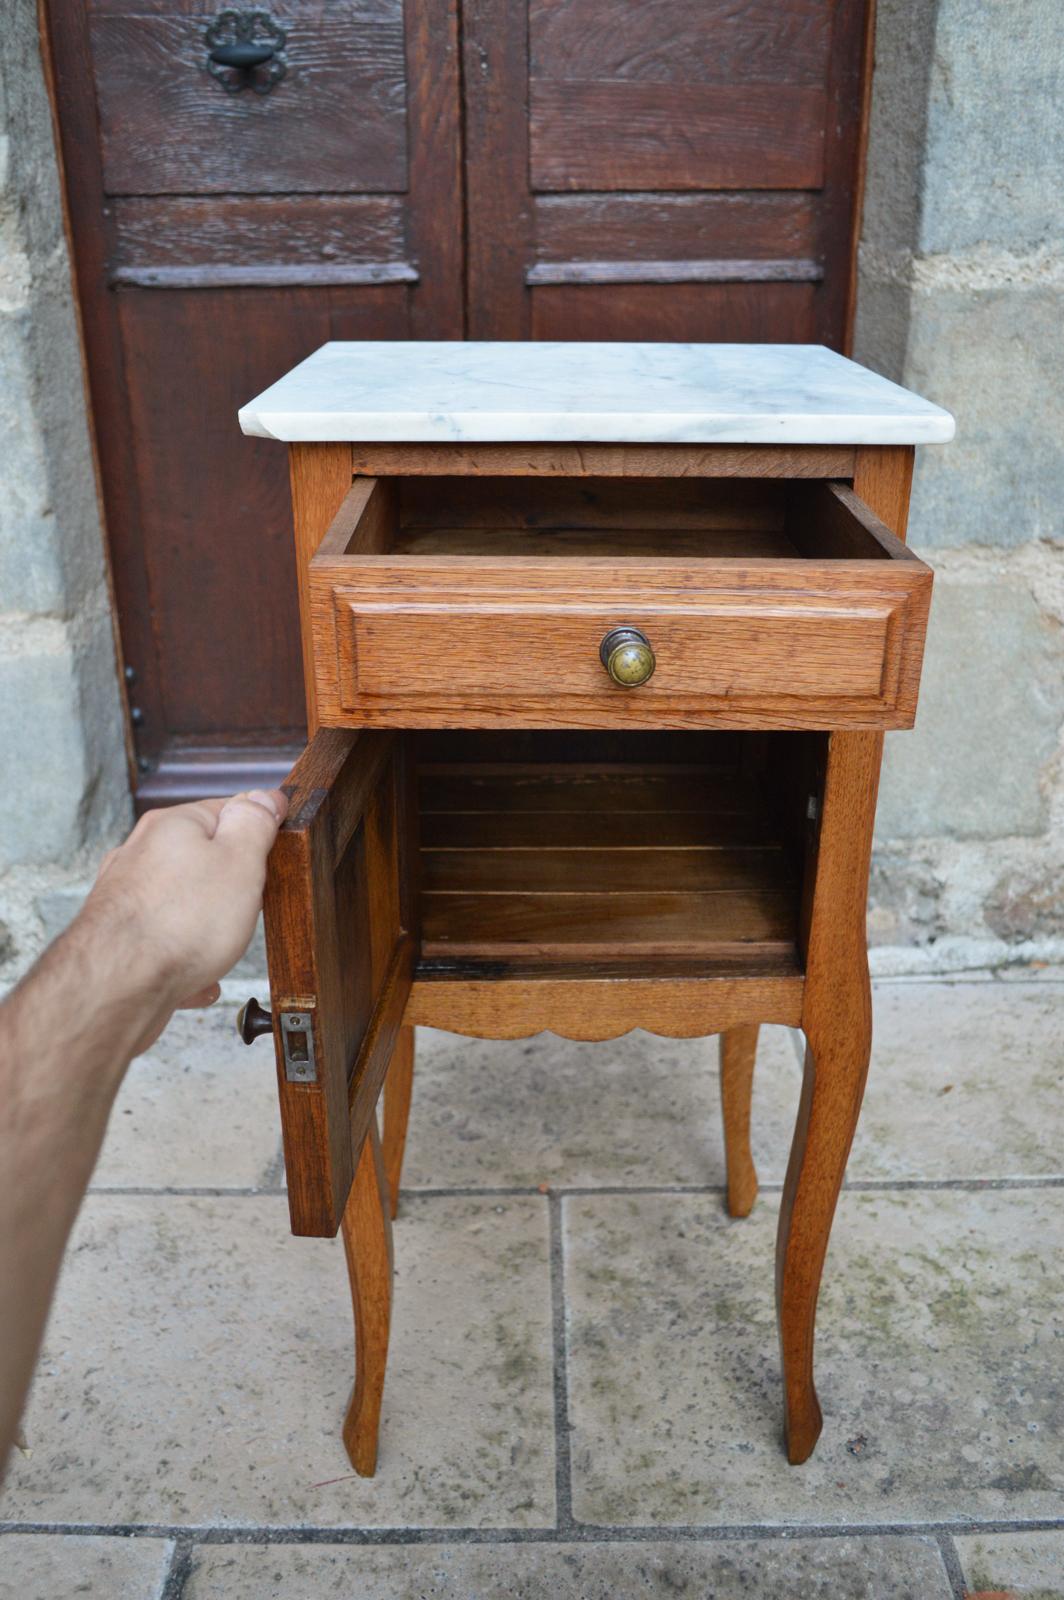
{"left": 262, "top": 726, "right": 811, "bottom": 1235}
{"left": 307, "top": 476, "right": 933, "bottom": 732}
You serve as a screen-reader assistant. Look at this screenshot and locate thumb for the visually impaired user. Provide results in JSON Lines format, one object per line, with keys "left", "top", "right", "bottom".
{"left": 212, "top": 789, "right": 288, "bottom": 863}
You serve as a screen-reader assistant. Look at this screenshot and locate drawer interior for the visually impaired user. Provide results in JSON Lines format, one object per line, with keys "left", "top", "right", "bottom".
{"left": 356, "top": 476, "right": 898, "bottom": 563}
{"left": 411, "top": 730, "right": 813, "bottom": 978}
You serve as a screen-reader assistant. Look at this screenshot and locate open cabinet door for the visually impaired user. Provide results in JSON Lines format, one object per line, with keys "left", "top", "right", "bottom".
{"left": 263, "top": 728, "right": 418, "bottom": 1236}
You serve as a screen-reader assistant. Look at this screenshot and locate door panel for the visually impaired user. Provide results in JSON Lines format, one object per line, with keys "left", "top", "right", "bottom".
{"left": 89, "top": 1, "right": 408, "bottom": 194}
{"left": 264, "top": 728, "right": 417, "bottom": 1236}
{"left": 43, "top": 0, "right": 872, "bottom": 803}
{"left": 41, "top": 0, "right": 462, "bottom": 802}
{"left": 464, "top": 0, "right": 871, "bottom": 345}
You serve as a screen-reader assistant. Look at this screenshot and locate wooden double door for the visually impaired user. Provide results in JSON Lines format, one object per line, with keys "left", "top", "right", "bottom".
{"left": 42, "top": 0, "right": 873, "bottom": 803}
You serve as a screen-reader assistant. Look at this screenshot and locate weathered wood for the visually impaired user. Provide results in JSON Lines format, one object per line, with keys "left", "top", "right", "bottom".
{"left": 88, "top": 3, "right": 408, "bottom": 196}
{"left": 531, "top": 82, "right": 827, "bottom": 192}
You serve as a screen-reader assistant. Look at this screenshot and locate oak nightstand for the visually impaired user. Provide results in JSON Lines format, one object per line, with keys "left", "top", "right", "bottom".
{"left": 237, "top": 342, "right": 953, "bottom": 1474}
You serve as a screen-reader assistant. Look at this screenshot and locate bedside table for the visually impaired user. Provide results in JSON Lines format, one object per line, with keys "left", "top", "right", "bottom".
{"left": 237, "top": 342, "right": 953, "bottom": 1474}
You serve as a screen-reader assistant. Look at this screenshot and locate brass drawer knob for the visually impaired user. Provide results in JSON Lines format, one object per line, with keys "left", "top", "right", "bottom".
{"left": 600, "top": 625, "right": 656, "bottom": 688}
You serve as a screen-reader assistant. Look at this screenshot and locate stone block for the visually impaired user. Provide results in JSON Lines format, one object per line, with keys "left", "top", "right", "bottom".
{"left": 3, "top": 1193, "right": 554, "bottom": 1528}
{"left": 184, "top": 1536, "right": 954, "bottom": 1599}
{"left": 876, "top": 575, "right": 1063, "bottom": 839}
{"left": 985, "top": 866, "right": 1064, "bottom": 942}
{"left": 0, "top": 644, "right": 96, "bottom": 869}
{"left": 919, "top": 0, "right": 1064, "bottom": 253}
{"left": 0, "top": 1533, "right": 173, "bottom": 1600}
{"left": 0, "top": 625, "right": 129, "bottom": 870}
{"left": 905, "top": 287, "right": 1064, "bottom": 549}
{"left": 852, "top": 981, "right": 1064, "bottom": 1181}
{"left": 954, "top": 1529, "right": 1064, "bottom": 1598}
{"left": 92, "top": 1005, "right": 282, "bottom": 1190}
{"left": 564, "top": 1187, "right": 1064, "bottom": 1525}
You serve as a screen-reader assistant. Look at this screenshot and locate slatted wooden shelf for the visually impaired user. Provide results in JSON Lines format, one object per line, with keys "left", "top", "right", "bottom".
{"left": 415, "top": 761, "right": 800, "bottom": 970}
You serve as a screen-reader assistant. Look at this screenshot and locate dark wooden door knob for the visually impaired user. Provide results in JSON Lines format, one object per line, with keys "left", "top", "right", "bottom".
{"left": 236, "top": 996, "right": 273, "bottom": 1043}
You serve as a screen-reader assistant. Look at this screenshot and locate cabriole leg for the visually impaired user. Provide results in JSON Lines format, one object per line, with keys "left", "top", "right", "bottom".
{"left": 341, "top": 1116, "right": 394, "bottom": 1476}
{"left": 382, "top": 1026, "right": 415, "bottom": 1220}
{"left": 719, "top": 1024, "right": 759, "bottom": 1217}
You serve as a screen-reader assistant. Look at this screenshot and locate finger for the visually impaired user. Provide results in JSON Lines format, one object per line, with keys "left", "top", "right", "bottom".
{"left": 212, "top": 790, "right": 286, "bottom": 862}
{"left": 177, "top": 983, "right": 221, "bottom": 1009}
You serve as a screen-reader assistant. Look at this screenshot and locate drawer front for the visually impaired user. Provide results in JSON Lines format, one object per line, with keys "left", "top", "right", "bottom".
{"left": 307, "top": 480, "right": 933, "bottom": 732}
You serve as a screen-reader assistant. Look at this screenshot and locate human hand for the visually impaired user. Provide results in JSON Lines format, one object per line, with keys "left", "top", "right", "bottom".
{"left": 79, "top": 789, "right": 288, "bottom": 1052}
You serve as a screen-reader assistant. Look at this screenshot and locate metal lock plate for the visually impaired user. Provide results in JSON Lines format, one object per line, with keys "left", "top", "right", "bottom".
{"left": 280, "top": 1011, "right": 317, "bottom": 1083}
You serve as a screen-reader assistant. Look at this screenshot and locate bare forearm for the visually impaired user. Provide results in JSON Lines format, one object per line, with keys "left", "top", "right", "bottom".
{"left": 0, "top": 914, "right": 178, "bottom": 1474}
{"left": 0, "top": 787, "right": 284, "bottom": 1480}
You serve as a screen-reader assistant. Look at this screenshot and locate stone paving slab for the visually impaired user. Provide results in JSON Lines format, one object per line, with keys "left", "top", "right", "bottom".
{"left": 0, "top": 1532, "right": 173, "bottom": 1600}
{"left": 1, "top": 1194, "right": 554, "bottom": 1529}
{"left": 954, "top": 1529, "right": 1064, "bottom": 1598}
{"left": 849, "top": 982, "right": 1064, "bottom": 1180}
{"left": 182, "top": 1535, "right": 954, "bottom": 1599}
{"left": 92, "top": 1008, "right": 280, "bottom": 1190}
{"left": 401, "top": 1025, "right": 800, "bottom": 1191}
{"left": 563, "top": 1188, "right": 1064, "bottom": 1526}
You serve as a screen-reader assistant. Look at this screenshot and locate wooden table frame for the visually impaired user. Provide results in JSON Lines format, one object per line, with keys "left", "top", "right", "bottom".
{"left": 264, "top": 440, "right": 916, "bottom": 1474}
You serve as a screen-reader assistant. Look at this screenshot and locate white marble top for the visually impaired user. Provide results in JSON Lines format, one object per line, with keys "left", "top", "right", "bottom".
{"left": 238, "top": 342, "right": 954, "bottom": 446}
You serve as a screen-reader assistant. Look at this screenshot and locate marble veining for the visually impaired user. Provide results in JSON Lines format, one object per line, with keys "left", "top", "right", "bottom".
{"left": 238, "top": 341, "right": 955, "bottom": 446}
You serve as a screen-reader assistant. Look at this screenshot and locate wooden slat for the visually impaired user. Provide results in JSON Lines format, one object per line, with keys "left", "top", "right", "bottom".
{"left": 419, "top": 809, "right": 782, "bottom": 850}
{"left": 111, "top": 195, "right": 406, "bottom": 274}
{"left": 423, "top": 846, "right": 791, "bottom": 894}
{"left": 421, "top": 889, "right": 797, "bottom": 959}
{"left": 393, "top": 528, "right": 801, "bottom": 560}
{"left": 418, "top": 769, "right": 761, "bottom": 815}
{"left": 398, "top": 476, "right": 787, "bottom": 532}
{"left": 525, "top": 260, "right": 822, "bottom": 286}
{"left": 533, "top": 193, "right": 819, "bottom": 266}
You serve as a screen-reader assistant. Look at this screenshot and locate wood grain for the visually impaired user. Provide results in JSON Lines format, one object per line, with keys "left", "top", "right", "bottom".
{"left": 262, "top": 728, "right": 412, "bottom": 1236}
{"left": 720, "top": 1024, "right": 760, "bottom": 1217}
{"left": 531, "top": 82, "right": 826, "bottom": 192}
{"left": 348, "top": 445, "right": 856, "bottom": 480}
{"left": 774, "top": 445, "right": 914, "bottom": 1464}
{"left": 407, "top": 972, "right": 804, "bottom": 1039}
{"left": 533, "top": 193, "right": 818, "bottom": 268}
{"left": 529, "top": 282, "right": 817, "bottom": 343}
{"left": 530, "top": 0, "right": 831, "bottom": 85}
{"left": 778, "top": 729, "right": 881, "bottom": 1462}
{"left": 382, "top": 1026, "right": 415, "bottom": 1220}
{"left": 88, "top": 3, "right": 407, "bottom": 195}
{"left": 341, "top": 1117, "right": 393, "bottom": 1476}
{"left": 290, "top": 443, "right": 353, "bottom": 733}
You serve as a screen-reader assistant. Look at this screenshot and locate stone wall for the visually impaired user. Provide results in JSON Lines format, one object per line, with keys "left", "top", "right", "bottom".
{"left": 0, "top": 3, "right": 131, "bottom": 974}
{"left": 0, "top": 0, "right": 1061, "bottom": 979}
{"left": 856, "top": 0, "right": 1064, "bottom": 970}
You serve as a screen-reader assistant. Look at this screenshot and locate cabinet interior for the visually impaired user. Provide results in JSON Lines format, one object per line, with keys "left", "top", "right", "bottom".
{"left": 410, "top": 730, "right": 820, "bottom": 980}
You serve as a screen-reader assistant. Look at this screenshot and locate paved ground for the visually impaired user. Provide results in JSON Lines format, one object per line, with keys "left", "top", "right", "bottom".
{"left": 2, "top": 977, "right": 1063, "bottom": 1598}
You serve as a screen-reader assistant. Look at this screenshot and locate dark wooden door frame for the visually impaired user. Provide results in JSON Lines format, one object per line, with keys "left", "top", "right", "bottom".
{"left": 39, "top": 0, "right": 875, "bottom": 808}
{"left": 38, "top": 0, "right": 463, "bottom": 806}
